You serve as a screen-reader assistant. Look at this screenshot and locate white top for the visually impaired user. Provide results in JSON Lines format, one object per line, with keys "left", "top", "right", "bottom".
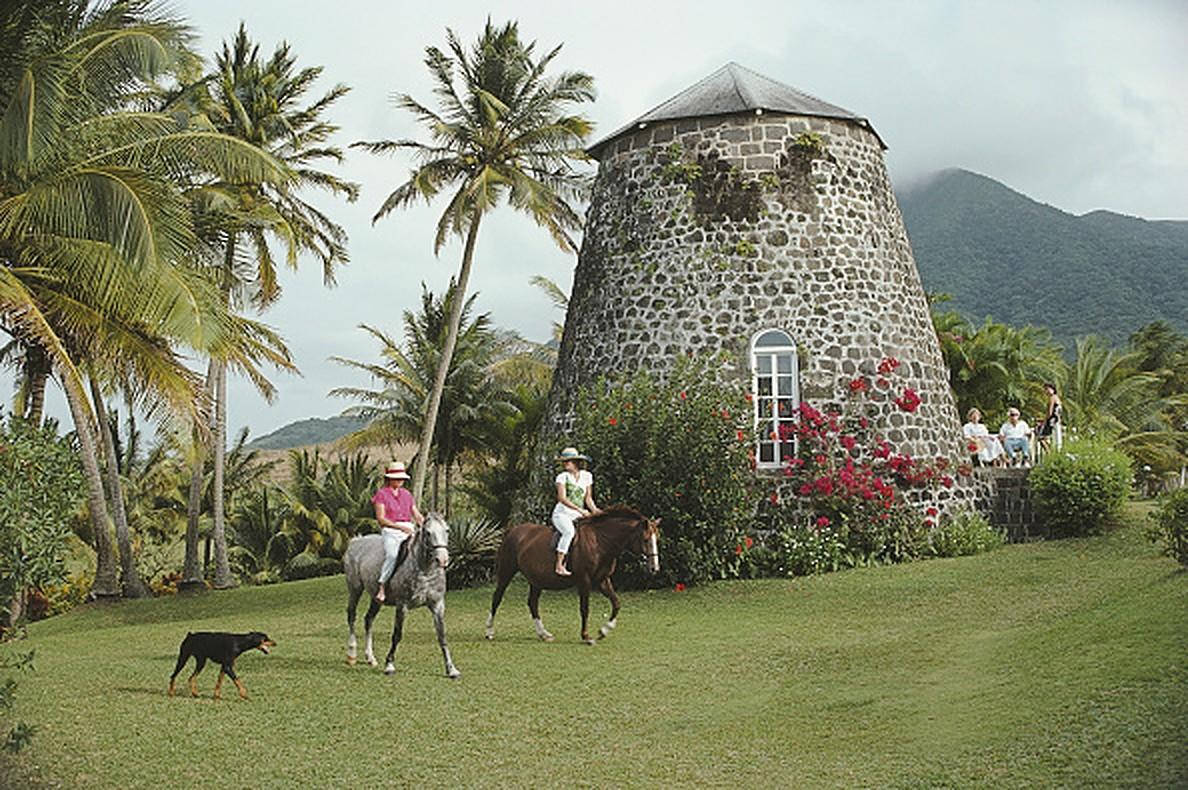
{"left": 963, "top": 421, "right": 1003, "bottom": 462}
{"left": 553, "top": 469, "right": 593, "bottom": 517}
{"left": 1000, "top": 420, "right": 1032, "bottom": 440}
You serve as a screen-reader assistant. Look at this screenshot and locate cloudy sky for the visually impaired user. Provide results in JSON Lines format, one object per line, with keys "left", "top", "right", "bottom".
{"left": 12, "top": 0, "right": 1188, "bottom": 439}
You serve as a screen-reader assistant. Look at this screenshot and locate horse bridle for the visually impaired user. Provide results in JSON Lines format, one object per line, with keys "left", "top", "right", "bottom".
{"left": 638, "top": 523, "right": 659, "bottom": 564}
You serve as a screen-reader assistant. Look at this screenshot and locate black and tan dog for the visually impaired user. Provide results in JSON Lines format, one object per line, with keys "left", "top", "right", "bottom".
{"left": 168, "top": 631, "right": 275, "bottom": 700}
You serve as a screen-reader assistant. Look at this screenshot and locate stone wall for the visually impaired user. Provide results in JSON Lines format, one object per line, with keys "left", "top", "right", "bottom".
{"left": 977, "top": 468, "right": 1047, "bottom": 541}
{"left": 531, "top": 110, "right": 982, "bottom": 517}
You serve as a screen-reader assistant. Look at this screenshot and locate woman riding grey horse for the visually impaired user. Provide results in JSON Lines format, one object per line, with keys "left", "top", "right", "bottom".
{"left": 343, "top": 512, "right": 460, "bottom": 678}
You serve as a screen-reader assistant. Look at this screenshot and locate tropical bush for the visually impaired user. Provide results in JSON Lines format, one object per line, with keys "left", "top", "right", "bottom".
{"left": 1030, "top": 439, "right": 1132, "bottom": 537}
{"left": 226, "top": 452, "right": 378, "bottom": 584}
{"left": 928, "top": 509, "right": 1006, "bottom": 557}
{"left": 446, "top": 516, "right": 502, "bottom": 588}
{"left": 0, "top": 415, "right": 83, "bottom": 628}
{"left": 0, "top": 648, "right": 36, "bottom": 753}
{"left": 766, "top": 357, "right": 958, "bottom": 567}
{"left": 281, "top": 553, "right": 342, "bottom": 581}
{"left": 572, "top": 354, "right": 757, "bottom": 586}
{"left": 1146, "top": 487, "right": 1188, "bottom": 567}
{"left": 754, "top": 517, "right": 851, "bottom": 576}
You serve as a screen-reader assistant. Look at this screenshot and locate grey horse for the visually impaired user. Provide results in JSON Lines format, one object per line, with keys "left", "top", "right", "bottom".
{"left": 343, "top": 512, "right": 460, "bottom": 679}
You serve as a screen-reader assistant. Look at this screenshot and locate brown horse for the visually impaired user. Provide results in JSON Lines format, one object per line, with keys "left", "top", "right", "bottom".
{"left": 484, "top": 506, "right": 660, "bottom": 644}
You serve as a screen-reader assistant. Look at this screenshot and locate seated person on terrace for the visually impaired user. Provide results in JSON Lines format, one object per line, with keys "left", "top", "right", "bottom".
{"left": 962, "top": 408, "right": 1004, "bottom": 466}
{"left": 998, "top": 407, "right": 1033, "bottom": 467}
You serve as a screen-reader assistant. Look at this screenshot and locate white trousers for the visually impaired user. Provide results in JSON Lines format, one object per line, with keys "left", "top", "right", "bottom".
{"left": 378, "top": 524, "right": 413, "bottom": 584}
{"left": 551, "top": 508, "right": 578, "bottom": 554}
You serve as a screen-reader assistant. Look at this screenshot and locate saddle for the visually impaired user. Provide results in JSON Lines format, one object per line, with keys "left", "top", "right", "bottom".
{"left": 395, "top": 533, "right": 414, "bottom": 569}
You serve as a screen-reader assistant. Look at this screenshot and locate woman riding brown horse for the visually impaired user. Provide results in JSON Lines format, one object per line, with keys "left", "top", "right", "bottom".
{"left": 485, "top": 506, "right": 660, "bottom": 644}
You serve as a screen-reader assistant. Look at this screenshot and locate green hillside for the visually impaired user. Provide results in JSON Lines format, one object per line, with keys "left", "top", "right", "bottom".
{"left": 898, "top": 169, "right": 1188, "bottom": 347}
{"left": 245, "top": 414, "right": 368, "bottom": 450}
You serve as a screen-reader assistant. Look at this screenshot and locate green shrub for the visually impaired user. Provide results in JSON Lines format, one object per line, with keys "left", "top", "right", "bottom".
{"left": 1147, "top": 487, "right": 1188, "bottom": 567}
{"left": 0, "top": 649, "right": 35, "bottom": 753}
{"left": 1030, "top": 439, "right": 1132, "bottom": 537}
{"left": 762, "top": 521, "right": 851, "bottom": 576}
{"left": 929, "top": 509, "right": 1006, "bottom": 557}
{"left": 446, "top": 516, "right": 502, "bottom": 588}
{"left": 0, "top": 414, "right": 83, "bottom": 627}
{"left": 282, "top": 553, "right": 341, "bottom": 581}
{"left": 571, "top": 354, "right": 757, "bottom": 586}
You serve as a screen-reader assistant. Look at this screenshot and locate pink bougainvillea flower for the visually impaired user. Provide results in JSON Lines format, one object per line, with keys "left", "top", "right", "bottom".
{"left": 735, "top": 543, "right": 744, "bottom": 556}
{"left": 848, "top": 377, "right": 867, "bottom": 393}
{"left": 679, "top": 390, "right": 688, "bottom": 400}
{"left": 923, "top": 518, "right": 934, "bottom": 528}
{"left": 941, "top": 475, "right": 954, "bottom": 488}
{"left": 744, "top": 392, "right": 754, "bottom": 402}
{"left": 769, "top": 492, "right": 780, "bottom": 505}
{"left": 675, "top": 583, "right": 687, "bottom": 592}
{"left": 721, "top": 408, "right": 730, "bottom": 419}
{"left": 608, "top": 416, "right": 618, "bottom": 426}
{"left": 926, "top": 506, "right": 938, "bottom": 517}
{"left": 877, "top": 357, "right": 900, "bottom": 375}
{"left": 840, "top": 435, "right": 857, "bottom": 450}
{"left": 736, "top": 430, "right": 746, "bottom": 442}
{"left": 816, "top": 516, "right": 831, "bottom": 528}
{"left": 744, "top": 536, "right": 754, "bottom": 549}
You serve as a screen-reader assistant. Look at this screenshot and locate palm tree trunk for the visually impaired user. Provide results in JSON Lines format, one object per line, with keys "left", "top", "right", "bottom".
{"left": 89, "top": 377, "right": 149, "bottom": 598}
{"left": 445, "top": 460, "right": 452, "bottom": 519}
{"left": 181, "top": 360, "right": 215, "bottom": 589}
{"left": 411, "top": 212, "right": 483, "bottom": 502}
{"left": 211, "top": 358, "right": 234, "bottom": 588}
{"left": 61, "top": 371, "right": 119, "bottom": 598}
{"left": 182, "top": 431, "right": 205, "bottom": 588}
{"left": 26, "top": 370, "right": 48, "bottom": 426}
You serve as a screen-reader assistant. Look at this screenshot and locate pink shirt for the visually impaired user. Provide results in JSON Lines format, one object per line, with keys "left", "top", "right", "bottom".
{"left": 372, "top": 486, "right": 415, "bottom": 523}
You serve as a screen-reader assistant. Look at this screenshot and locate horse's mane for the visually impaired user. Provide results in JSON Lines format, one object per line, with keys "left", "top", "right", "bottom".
{"left": 586, "top": 504, "right": 644, "bottom": 522}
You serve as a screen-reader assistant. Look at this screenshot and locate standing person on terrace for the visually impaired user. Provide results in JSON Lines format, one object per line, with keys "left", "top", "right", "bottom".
{"left": 999, "top": 408, "right": 1033, "bottom": 467}
{"left": 1036, "top": 382, "right": 1063, "bottom": 449}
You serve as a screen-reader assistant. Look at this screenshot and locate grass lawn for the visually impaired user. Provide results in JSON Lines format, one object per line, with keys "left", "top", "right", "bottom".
{"left": 3, "top": 509, "right": 1185, "bottom": 788}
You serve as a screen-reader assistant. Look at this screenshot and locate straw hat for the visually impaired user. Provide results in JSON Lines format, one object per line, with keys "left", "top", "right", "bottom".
{"left": 382, "top": 461, "right": 411, "bottom": 480}
{"left": 555, "top": 447, "right": 590, "bottom": 463}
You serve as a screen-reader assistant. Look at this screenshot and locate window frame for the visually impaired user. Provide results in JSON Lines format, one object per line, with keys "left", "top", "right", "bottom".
{"left": 750, "top": 329, "right": 800, "bottom": 471}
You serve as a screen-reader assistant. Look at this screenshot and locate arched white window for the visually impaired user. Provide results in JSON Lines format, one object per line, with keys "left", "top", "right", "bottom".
{"left": 751, "top": 329, "right": 799, "bottom": 469}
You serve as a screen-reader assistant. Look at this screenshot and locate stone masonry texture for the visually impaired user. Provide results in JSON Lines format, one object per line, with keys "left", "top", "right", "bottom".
{"left": 531, "top": 109, "right": 988, "bottom": 519}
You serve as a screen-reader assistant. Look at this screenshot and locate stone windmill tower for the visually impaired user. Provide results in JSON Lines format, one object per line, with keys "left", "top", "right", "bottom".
{"left": 539, "top": 63, "right": 978, "bottom": 512}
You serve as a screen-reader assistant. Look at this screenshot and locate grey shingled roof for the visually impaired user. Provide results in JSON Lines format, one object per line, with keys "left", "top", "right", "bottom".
{"left": 589, "top": 62, "right": 884, "bottom": 157}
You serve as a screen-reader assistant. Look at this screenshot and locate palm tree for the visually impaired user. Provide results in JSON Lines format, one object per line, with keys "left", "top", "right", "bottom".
{"left": 1, "top": 0, "right": 287, "bottom": 596}
{"left": 1063, "top": 336, "right": 1188, "bottom": 467}
{"left": 182, "top": 24, "right": 359, "bottom": 589}
{"left": 353, "top": 19, "right": 595, "bottom": 502}
{"left": 931, "top": 306, "right": 1065, "bottom": 420}
{"left": 332, "top": 283, "right": 515, "bottom": 514}
{"left": 529, "top": 274, "right": 569, "bottom": 346}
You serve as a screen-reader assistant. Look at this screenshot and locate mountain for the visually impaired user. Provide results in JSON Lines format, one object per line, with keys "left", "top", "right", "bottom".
{"left": 246, "top": 414, "right": 368, "bottom": 450}
{"left": 897, "top": 169, "right": 1188, "bottom": 347}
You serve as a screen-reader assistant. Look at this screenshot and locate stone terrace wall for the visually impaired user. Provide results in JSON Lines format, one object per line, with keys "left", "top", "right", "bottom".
{"left": 533, "top": 110, "right": 980, "bottom": 516}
